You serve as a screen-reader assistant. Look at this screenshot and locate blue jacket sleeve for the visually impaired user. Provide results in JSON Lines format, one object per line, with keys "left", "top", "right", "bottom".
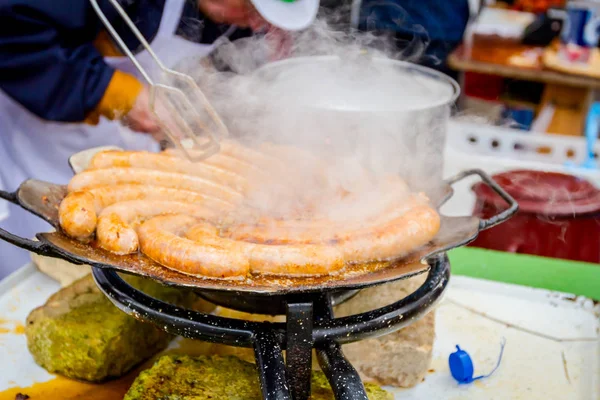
{"left": 0, "top": 0, "right": 115, "bottom": 122}
{"left": 359, "top": 0, "right": 470, "bottom": 70}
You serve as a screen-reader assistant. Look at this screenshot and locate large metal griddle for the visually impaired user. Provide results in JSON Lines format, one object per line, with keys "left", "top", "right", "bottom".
{"left": 0, "top": 147, "right": 517, "bottom": 295}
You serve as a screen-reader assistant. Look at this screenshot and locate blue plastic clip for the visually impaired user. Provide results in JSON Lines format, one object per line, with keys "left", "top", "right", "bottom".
{"left": 448, "top": 339, "right": 506, "bottom": 384}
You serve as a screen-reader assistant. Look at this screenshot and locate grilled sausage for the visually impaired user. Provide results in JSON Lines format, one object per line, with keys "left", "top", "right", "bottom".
{"left": 58, "top": 185, "right": 234, "bottom": 241}
{"left": 202, "top": 153, "right": 263, "bottom": 175}
{"left": 67, "top": 168, "right": 244, "bottom": 203}
{"left": 337, "top": 205, "right": 440, "bottom": 262}
{"left": 248, "top": 243, "right": 346, "bottom": 276}
{"left": 137, "top": 215, "right": 250, "bottom": 279}
{"left": 222, "top": 202, "right": 440, "bottom": 263}
{"left": 89, "top": 151, "right": 248, "bottom": 191}
{"left": 161, "top": 147, "right": 264, "bottom": 175}
{"left": 86, "top": 184, "right": 234, "bottom": 212}
{"left": 224, "top": 194, "right": 428, "bottom": 244}
{"left": 58, "top": 191, "right": 97, "bottom": 240}
{"left": 185, "top": 221, "right": 346, "bottom": 276}
{"left": 96, "top": 200, "right": 220, "bottom": 254}
{"left": 165, "top": 139, "right": 286, "bottom": 171}
{"left": 218, "top": 140, "right": 286, "bottom": 169}
{"left": 138, "top": 216, "right": 344, "bottom": 277}
{"left": 258, "top": 142, "right": 329, "bottom": 173}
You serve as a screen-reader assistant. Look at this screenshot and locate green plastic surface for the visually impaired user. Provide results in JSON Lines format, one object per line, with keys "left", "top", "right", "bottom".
{"left": 448, "top": 247, "right": 600, "bottom": 300}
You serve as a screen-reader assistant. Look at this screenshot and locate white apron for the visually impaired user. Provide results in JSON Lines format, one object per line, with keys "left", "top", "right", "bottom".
{"left": 0, "top": 0, "right": 226, "bottom": 277}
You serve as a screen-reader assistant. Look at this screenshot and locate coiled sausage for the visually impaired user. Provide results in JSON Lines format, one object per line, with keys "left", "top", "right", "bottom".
{"left": 185, "top": 221, "right": 346, "bottom": 276}
{"left": 137, "top": 215, "right": 250, "bottom": 279}
{"left": 96, "top": 200, "right": 220, "bottom": 254}
{"left": 137, "top": 215, "right": 345, "bottom": 277}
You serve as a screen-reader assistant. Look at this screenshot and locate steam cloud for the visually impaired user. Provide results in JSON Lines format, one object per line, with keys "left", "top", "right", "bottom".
{"left": 168, "top": 7, "right": 456, "bottom": 228}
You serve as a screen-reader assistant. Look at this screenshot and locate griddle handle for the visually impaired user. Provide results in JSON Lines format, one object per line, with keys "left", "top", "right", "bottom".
{"left": 0, "top": 188, "right": 17, "bottom": 204}
{"left": 0, "top": 226, "right": 51, "bottom": 254}
{"left": 445, "top": 169, "right": 519, "bottom": 231}
{"left": 0, "top": 188, "right": 54, "bottom": 254}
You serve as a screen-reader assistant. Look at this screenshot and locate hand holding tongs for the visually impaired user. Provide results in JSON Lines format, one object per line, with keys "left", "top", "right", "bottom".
{"left": 89, "top": 0, "right": 229, "bottom": 161}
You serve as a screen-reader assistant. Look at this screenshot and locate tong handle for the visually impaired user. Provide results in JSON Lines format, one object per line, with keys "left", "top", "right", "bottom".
{"left": 88, "top": 0, "right": 228, "bottom": 161}
{"left": 89, "top": 0, "right": 159, "bottom": 84}
{"left": 0, "top": 189, "right": 50, "bottom": 253}
{"left": 445, "top": 169, "right": 519, "bottom": 231}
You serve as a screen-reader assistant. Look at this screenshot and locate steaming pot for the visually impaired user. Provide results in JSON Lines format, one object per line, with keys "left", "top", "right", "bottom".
{"left": 471, "top": 170, "right": 600, "bottom": 263}
{"left": 248, "top": 56, "right": 460, "bottom": 198}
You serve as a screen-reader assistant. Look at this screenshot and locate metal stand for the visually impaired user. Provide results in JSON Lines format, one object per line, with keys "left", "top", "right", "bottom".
{"left": 286, "top": 302, "right": 314, "bottom": 399}
{"left": 92, "top": 253, "right": 450, "bottom": 400}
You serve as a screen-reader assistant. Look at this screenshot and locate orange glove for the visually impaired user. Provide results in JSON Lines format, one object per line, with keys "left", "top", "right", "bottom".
{"left": 85, "top": 71, "right": 142, "bottom": 123}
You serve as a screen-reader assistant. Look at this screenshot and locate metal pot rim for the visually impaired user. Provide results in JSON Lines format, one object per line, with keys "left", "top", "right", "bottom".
{"left": 253, "top": 55, "right": 461, "bottom": 113}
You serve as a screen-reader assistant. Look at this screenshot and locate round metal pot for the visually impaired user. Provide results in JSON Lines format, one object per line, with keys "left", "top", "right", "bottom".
{"left": 243, "top": 55, "right": 460, "bottom": 198}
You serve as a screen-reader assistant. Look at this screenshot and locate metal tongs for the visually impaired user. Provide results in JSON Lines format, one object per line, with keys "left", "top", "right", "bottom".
{"left": 89, "top": 0, "right": 228, "bottom": 161}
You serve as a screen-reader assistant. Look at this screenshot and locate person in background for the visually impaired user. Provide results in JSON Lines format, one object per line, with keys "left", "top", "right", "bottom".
{"left": 322, "top": 0, "right": 471, "bottom": 78}
{"left": 0, "top": 0, "right": 319, "bottom": 278}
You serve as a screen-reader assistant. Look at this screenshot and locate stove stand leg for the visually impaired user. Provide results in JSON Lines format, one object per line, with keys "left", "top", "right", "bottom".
{"left": 316, "top": 341, "right": 369, "bottom": 400}
{"left": 313, "top": 294, "right": 368, "bottom": 400}
{"left": 286, "top": 302, "right": 314, "bottom": 400}
{"left": 254, "top": 330, "right": 292, "bottom": 400}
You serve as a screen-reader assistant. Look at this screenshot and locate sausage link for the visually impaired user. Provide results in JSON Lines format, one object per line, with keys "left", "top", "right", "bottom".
{"left": 97, "top": 200, "right": 219, "bottom": 254}
{"left": 216, "top": 140, "right": 286, "bottom": 169}
{"left": 58, "top": 191, "right": 97, "bottom": 240}
{"left": 339, "top": 205, "right": 440, "bottom": 262}
{"left": 87, "top": 184, "right": 234, "bottom": 213}
{"left": 202, "top": 153, "right": 263, "bottom": 176}
{"left": 137, "top": 215, "right": 250, "bottom": 278}
{"left": 67, "top": 168, "right": 244, "bottom": 203}
{"left": 224, "top": 194, "right": 427, "bottom": 244}
{"left": 258, "top": 142, "right": 329, "bottom": 174}
{"left": 58, "top": 184, "right": 234, "bottom": 241}
{"left": 162, "top": 147, "right": 263, "bottom": 175}
{"left": 248, "top": 244, "right": 346, "bottom": 276}
{"left": 222, "top": 203, "right": 440, "bottom": 263}
{"left": 185, "top": 222, "right": 346, "bottom": 276}
{"left": 165, "top": 139, "right": 286, "bottom": 171}
{"left": 89, "top": 151, "right": 248, "bottom": 191}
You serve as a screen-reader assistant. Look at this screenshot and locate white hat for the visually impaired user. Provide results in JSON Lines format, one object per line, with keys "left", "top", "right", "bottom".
{"left": 250, "top": 0, "right": 320, "bottom": 31}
